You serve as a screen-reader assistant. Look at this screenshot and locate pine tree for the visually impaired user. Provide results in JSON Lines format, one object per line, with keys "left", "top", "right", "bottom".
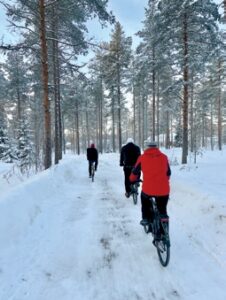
{"left": 1, "top": 0, "right": 113, "bottom": 167}
{"left": 156, "top": 0, "right": 220, "bottom": 163}
{"left": 104, "top": 22, "right": 132, "bottom": 150}
{"left": 16, "top": 119, "right": 35, "bottom": 173}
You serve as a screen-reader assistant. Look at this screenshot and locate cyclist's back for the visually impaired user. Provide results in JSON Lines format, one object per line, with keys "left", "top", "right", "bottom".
{"left": 87, "top": 147, "right": 98, "bottom": 162}
{"left": 120, "top": 140, "right": 140, "bottom": 167}
{"left": 87, "top": 143, "right": 98, "bottom": 177}
{"left": 120, "top": 138, "right": 141, "bottom": 198}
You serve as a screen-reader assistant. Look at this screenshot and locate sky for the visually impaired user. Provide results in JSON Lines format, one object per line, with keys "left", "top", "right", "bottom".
{"left": 0, "top": 148, "right": 226, "bottom": 299}
{"left": 86, "top": 0, "right": 148, "bottom": 48}
{"left": 79, "top": 0, "right": 148, "bottom": 65}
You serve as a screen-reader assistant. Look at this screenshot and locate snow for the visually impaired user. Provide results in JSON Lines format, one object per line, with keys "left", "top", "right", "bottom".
{"left": 0, "top": 148, "right": 226, "bottom": 300}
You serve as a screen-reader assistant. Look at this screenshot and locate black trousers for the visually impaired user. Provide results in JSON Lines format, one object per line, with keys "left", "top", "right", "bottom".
{"left": 123, "top": 166, "right": 133, "bottom": 193}
{"left": 141, "top": 192, "right": 169, "bottom": 221}
{"left": 88, "top": 160, "right": 97, "bottom": 176}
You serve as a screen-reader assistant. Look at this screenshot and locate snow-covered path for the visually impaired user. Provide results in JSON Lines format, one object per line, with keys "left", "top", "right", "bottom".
{"left": 0, "top": 153, "right": 225, "bottom": 300}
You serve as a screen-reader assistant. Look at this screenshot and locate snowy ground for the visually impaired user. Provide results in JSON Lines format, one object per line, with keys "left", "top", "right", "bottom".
{"left": 0, "top": 148, "right": 226, "bottom": 300}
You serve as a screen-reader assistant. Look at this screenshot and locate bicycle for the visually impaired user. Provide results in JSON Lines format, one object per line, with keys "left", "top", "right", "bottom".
{"left": 130, "top": 181, "right": 140, "bottom": 205}
{"left": 142, "top": 197, "right": 170, "bottom": 267}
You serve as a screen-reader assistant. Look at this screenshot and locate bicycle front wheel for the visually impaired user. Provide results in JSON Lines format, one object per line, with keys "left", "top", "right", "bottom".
{"left": 156, "top": 239, "right": 170, "bottom": 267}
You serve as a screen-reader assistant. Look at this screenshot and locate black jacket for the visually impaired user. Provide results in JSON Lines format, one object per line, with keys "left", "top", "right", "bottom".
{"left": 120, "top": 142, "right": 141, "bottom": 167}
{"left": 87, "top": 147, "right": 98, "bottom": 162}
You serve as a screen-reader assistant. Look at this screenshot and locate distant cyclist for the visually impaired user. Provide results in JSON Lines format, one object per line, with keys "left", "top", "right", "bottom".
{"left": 87, "top": 143, "right": 98, "bottom": 178}
{"left": 120, "top": 138, "right": 141, "bottom": 198}
{"left": 129, "top": 139, "right": 171, "bottom": 231}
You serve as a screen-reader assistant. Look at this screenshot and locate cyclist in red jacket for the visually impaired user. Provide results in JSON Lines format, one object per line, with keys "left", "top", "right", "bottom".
{"left": 129, "top": 139, "right": 171, "bottom": 228}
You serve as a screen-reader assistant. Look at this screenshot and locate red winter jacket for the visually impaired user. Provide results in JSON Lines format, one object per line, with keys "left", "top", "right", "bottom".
{"left": 129, "top": 148, "right": 171, "bottom": 196}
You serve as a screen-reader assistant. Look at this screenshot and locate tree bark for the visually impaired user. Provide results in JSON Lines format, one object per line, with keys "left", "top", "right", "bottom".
{"left": 190, "top": 71, "right": 194, "bottom": 152}
{"left": 99, "top": 76, "right": 103, "bottom": 153}
{"left": 75, "top": 98, "right": 80, "bottom": 155}
{"left": 165, "top": 110, "right": 170, "bottom": 149}
{"left": 85, "top": 97, "right": 90, "bottom": 147}
{"left": 51, "top": 7, "right": 59, "bottom": 165}
{"left": 117, "top": 67, "right": 122, "bottom": 151}
{"left": 210, "top": 98, "right": 214, "bottom": 151}
{"left": 133, "top": 84, "right": 136, "bottom": 142}
{"left": 111, "top": 87, "right": 116, "bottom": 152}
{"left": 182, "top": 12, "right": 189, "bottom": 164}
{"left": 156, "top": 73, "right": 160, "bottom": 147}
{"left": 39, "top": 0, "right": 51, "bottom": 169}
{"left": 56, "top": 43, "right": 63, "bottom": 160}
{"left": 217, "top": 60, "right": 222, "bottom": 151}
{"left": 152, "top": 46, "right": 156, "bottom": 141}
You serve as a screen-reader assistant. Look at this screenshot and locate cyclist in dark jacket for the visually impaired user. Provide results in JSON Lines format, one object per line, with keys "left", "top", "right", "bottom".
{"left": 87, "top": 143, "right": 98, "bottom": 177}
{"left": 120, "top": 138, "right": 141, "bottom": 198}
{"left": 129, "top": 139, "right": 171, "bottom": 228}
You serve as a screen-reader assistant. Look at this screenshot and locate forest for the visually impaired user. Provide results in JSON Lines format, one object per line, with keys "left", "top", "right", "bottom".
{"left": 0, "top": 0, "right": 225, "bottom": 173}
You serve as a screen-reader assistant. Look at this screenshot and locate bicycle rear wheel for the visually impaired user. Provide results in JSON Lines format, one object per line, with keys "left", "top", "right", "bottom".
{"left": 132, "top": 191, "right": 138, "bottom": 204}
{"left": 91, "top": 165, "right": 95, "bottom": 182}
{"left": 156, "top": 238, "right": 170, "bottom": 267}
{"left": 143, "top": 223, "right": 152, "bottom": 234}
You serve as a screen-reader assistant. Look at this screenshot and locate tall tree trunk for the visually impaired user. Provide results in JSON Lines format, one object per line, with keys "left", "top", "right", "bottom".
{"left": 99, "top": 77, "right": 103, "bottom": 153}
{"left": 39, "top": 0, "right": 51, "bottom": 169}
{"left": 51, "top": 3, "right": 62, "bottom": 163}
{"left": 62, "top": 114, "right": 66, "bottom": 154}
{"left": 144, "top": 95, "right": 148, "bottom": 144}
{"left": 133, "top": 85, "right": 136, "bottom": 142}
{"left": 75, "top": 99, "right": 80, "bottom": 154}
{"left": 51, "top": 7, "right": 59, "bottom": 165}
{"left": 56, "top": 45, "right": 62, "bottom": 160}
{"left": 182, "top": 12, "right": 189, "bottom": 164}
{"left": 111, "top": 88, "right": 116, "bottom": 152}
{"left": 210, "top": 98, "right": 214, "bottom": 150}
{"left": 201, "top": 110, "right": 205, "bottom": 148}
{"left": 138, "top": 95, "right": 141, "bottom": 146}
{"left": 85, "top": 97, "right": 90, "bottom": 147}
{"left": 142, "top": 93, "right": 145, "bottom": 148}
{"left": 165, "top": 111, "right": 170, "bottom": 149}
{"left": 156, "top": 74, "right": 160, "bottom": 147}
{"left": 217, "top": 60, "right": 222, "bottom": 150}
{"left": 152, "top": 47, "right": 156, "bottom": 141}
{"left": 15, "top": 59, "right": 22, "bottom": 124}
{"left": 190, "top": 71, "right": 194, "bottom": 152}
{"left": 117, "top": 67, "right": 122, "bottom": 151}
